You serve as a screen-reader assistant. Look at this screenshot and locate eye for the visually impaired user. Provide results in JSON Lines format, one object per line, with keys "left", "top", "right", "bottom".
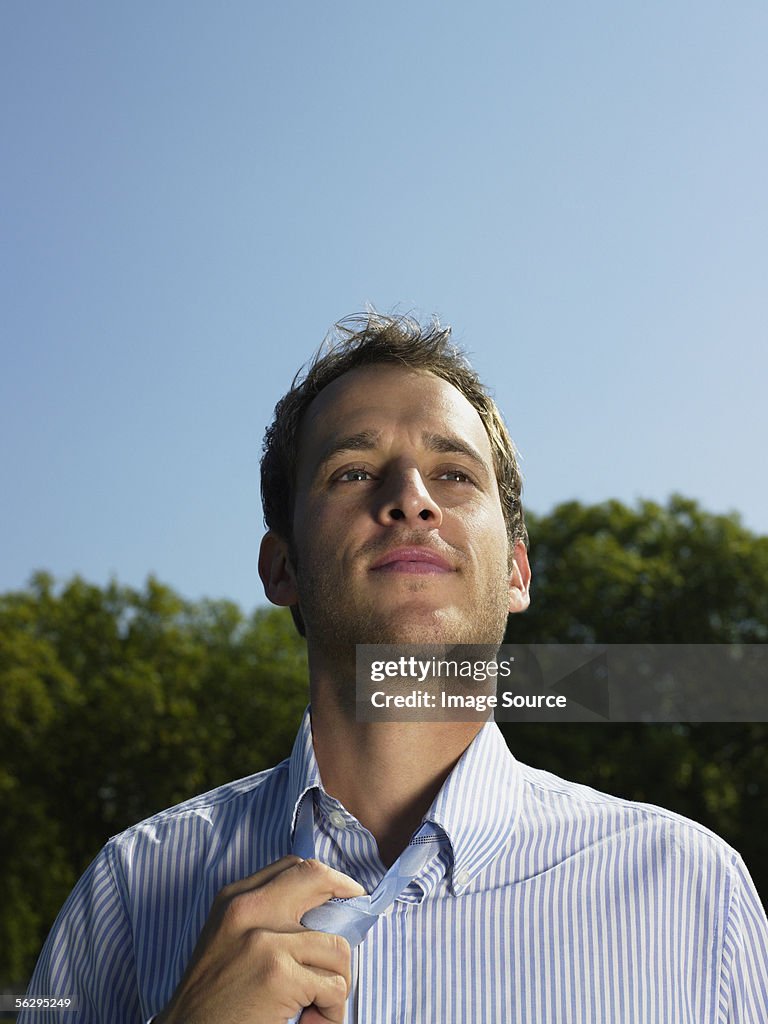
{"left": 336, "top": 466, "right": 374, "bottom": 482}
{"left": 438, "top": 469, "right": 473, "bottom": 484}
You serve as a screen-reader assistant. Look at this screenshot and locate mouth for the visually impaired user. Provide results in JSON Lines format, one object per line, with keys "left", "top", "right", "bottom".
{"left": 369, "top": 547, "right": 454, "bottom": 575}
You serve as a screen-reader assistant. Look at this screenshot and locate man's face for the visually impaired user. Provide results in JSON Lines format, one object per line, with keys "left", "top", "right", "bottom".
{"left": 265, "top": 364, "right": 530, "bottom": 650}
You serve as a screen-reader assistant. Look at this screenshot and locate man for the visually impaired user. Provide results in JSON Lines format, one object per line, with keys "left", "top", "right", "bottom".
{"left": 23, "top": 313, "right": 768, "bottom": 1022}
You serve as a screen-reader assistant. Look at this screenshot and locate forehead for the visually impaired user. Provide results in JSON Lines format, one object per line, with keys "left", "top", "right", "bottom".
{"left": 297, "top": 364, "right": 493, "bottom": 470}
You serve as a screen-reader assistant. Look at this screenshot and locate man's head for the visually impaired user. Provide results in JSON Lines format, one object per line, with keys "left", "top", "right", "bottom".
{"left": 259, "top": 311, "right": 530, "bottom": 645}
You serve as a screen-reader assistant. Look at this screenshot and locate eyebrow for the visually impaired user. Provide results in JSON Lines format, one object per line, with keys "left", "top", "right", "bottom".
{"left": 315, "top": 430, "right": 383, "bottom": 475}
{"left": 315, "top": 429, "right": 491, "bottom": 478}
{"left": 421, "top": 431, "right": 490, "bottom": 474}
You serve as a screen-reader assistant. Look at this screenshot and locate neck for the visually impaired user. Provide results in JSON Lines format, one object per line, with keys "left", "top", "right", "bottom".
{"left": 309, "top": 684, "right": 483, "bottom": 866}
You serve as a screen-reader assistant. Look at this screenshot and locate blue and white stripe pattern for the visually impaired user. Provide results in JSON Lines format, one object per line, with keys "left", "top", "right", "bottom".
{"left": 23, "top": 707, "right": 768, "bottom": 1022}
{"left": 294, "top": 790, "right": 448, "bottom": 948}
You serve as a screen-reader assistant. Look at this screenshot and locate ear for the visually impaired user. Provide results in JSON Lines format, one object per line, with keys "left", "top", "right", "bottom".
{"left": 508, "top": 541, "right": 531, "bottom": 615}
{"left": 258, "top": 531, "right": 299, "bottom": 607}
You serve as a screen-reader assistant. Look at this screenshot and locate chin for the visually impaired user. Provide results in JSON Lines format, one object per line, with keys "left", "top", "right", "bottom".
{"left": 362, "top": 609, "right": 486, "bottom": 647}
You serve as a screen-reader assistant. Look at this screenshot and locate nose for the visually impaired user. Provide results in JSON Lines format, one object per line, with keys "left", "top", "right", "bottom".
{"left": 375, "top": 468, "right": 443, "bottom": 528}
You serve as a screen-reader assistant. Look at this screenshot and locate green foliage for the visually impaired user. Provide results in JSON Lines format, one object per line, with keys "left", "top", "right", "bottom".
{"left": 506, "top": 494, "right": 768, "bottom": 643}
{"left": 1, "top": 495, "right": 766, "bottom": 985}
{"left": 0, "top": 574, "right": 308, "bottom": 982}
{"left": 500, "top": 495, "right": 768, "bottom": 909}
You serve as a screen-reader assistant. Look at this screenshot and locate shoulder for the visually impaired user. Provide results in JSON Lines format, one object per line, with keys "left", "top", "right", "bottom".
{"left": 104, "top": 756, "right": 292, "bottom": 869}
{"left": 516, "top": 759, "right": 744, "bottom": 880}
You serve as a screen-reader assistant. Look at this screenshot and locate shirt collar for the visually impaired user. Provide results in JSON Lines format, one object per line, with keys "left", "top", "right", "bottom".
{"left": 286, "top": 706, "right": 521, "bottom": 896}
{"left": 287, "top": 706, "right": 323, "bottom": 837}
{"left": 425, "top": 717, "right": 522, "bottom": 893}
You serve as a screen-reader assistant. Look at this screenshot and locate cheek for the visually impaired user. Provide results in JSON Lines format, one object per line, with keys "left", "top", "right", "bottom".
{"left": 455, "top": 498, "right": 507, "bottom": 535}
{"left": 293, "top": 498, "right": 354, "bottom": 565}
{"left": 453, "top": 503, "right": 510, "bottom": 562}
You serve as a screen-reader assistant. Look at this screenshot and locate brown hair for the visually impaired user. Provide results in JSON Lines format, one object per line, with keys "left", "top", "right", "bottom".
{"left": 261, "top": 310, "right": 527, "bottom": 553}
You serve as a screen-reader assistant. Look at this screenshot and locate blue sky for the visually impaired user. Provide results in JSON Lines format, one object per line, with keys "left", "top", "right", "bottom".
{"left": 2, "top": 2, "right": 767, "bottom": 613}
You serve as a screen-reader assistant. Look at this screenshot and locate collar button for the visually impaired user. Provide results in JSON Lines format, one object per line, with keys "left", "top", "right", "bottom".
{"left": 455, "top": 869, "right": 471, "bottom": 888}
{"left": 329, "top": 810, "right": 347, "bottom": 830}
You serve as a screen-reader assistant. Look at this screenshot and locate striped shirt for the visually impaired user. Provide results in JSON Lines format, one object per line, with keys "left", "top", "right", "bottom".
{"left": 23, "top": 707, "right": 768, "bottom": 1022}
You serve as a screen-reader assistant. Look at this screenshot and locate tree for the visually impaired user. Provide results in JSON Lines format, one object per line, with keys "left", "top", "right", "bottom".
{"left": 0, "top": 573, "right": 308, "bottom": 983}
{"left": 501, "top": 495, "right": 768, "bottom": 903}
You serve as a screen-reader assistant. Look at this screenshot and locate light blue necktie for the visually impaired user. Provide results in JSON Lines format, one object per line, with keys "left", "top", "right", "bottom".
{"left": 293, "top": 792, "right": 447, "bottom": 948}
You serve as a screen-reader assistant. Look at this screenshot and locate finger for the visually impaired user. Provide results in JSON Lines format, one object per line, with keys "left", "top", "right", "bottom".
{"left": 299, "top": 1003, "right": 346, "bottom": 1024}
{"left": 239, "top": 858, "right": 366, "bottom": 927}
{"left": 221, "top": 855, "right": 304, "bottom": 899}
{"left": 294, "top": 964, "right": 350, "bottom": 1024}
{"left": 284, "top": 930, "right": 353, "bottom": 992}
{"left": 307, "top": 974, "right": 350, "bottom": 1023}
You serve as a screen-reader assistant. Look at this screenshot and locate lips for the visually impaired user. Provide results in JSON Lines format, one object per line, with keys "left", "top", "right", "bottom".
{"left": 369, "top": 547, "right": 454, "bottom": 574}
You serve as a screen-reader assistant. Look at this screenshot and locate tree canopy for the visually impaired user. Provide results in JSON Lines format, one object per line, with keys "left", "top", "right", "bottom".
{"left": 502, "top": 496, "right": 768, "bottom": 918}
{"left": 0, "top": 574, "right": 308, "bottom": 982}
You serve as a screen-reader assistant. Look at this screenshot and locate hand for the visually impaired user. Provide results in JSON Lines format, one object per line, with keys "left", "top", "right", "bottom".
{"left": 156, "top": 856, "right": 366, "bottom": 1024}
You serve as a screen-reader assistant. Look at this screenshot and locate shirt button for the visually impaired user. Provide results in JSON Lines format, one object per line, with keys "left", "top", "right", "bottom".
{"left": 455, "top": 870, "right": 471, "bottom": 887}
{"left": 329, "top": 810, "right": 347, "bottom": 829}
